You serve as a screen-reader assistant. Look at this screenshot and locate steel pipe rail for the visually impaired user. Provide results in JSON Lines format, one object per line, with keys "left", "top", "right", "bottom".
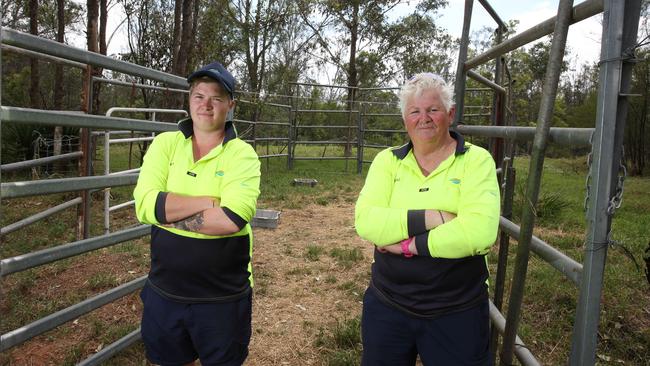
{"left": 362, "top": 144, "right": 392, "bottom": 149}
{"left": 77, "top": 328, "right": 141, "bottom": 366}
{"left": 1, "top": 151, "right": 82, "bottom": 173}
{"left": 233, "top": 119, "right": 291, "bottom": 126}
{"left": 488, "top": 301, "right": 541, "bottom": 366}
{"left": 478, "top": 0, "right": 508, "bottom": 31}
{"left": 109, "top": 200, "right": 135, "bottom": 212}
{"left": 455, "top": 125, "right": 593, "bottom": 147}
{"left": 2, "top": 43, "right": 86, "bottom": 69}
{"left": 500, "top": 217, "right": 582, "bottom": 285}
{"left": 0, "top": 225, "right": 150, "bottom": 277}
{"left": 1, "top": 174, "right": 138, "bottom": 199}
{"left": 467, "top": 70, "right": 507, "bottom": 94}
{"left": 94, "top": 77, "right": 188, "bottom": 94}
{"left": 465, "top": 0, "right": 603, "bottom": 70}
{"left": 1, "top": 28, "right": 187, "bottom": 88}
{"left": 259, "top": 154, "right": 289, "bottom": 159}
{"left": 109, "top": 137, "right": 155, "bottom": 144}
{"left": 1, "top": 107, "right": 179, "bottom": 133}
{"left": 236, "top": 99, "right": 291, "bottom": 109}
{"left": 105, "top": 107, "right": 187, "bottom": 116}
{"left": 1, "top": 197, "right": 82, "bottom": 237}
{"left": 363, "top": 113, "right": 402, "bottom": 117}
{"left": 292, "top": 156, "right": 357, "bottom": 161}
{"left": 296, "top": 109, "right": 359, "bottom": 114}
{"left": 253, "top": 137, "right": 289, "bottom": 142}
{"left": 295, "top": 125, "right": 359, "bottom": 129}
{"left": 289, "top": 81, "right": 357, "bottom": 89}
{"left": 364, "top": 128, "right": 406, "bottom": 133}
{"left": 294, "top": 140, "right": 352, "bottom": 145}
{"left": 0, "top": 276, "right": 147, "bottom": 351}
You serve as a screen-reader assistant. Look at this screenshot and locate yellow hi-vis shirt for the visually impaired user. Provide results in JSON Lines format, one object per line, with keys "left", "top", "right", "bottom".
{"left": 355, "top": 131, "right": 500, "bottom": 316}
{"left": 134, "top": 119, "right": 260, "bottom": 302}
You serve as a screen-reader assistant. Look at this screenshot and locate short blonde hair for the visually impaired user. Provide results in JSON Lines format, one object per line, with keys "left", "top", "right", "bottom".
{"left": 188, "top": 76, "right": 231, "bottom": 99}
{"left": 399, "top": 73, "right": 454, "bottom": 116}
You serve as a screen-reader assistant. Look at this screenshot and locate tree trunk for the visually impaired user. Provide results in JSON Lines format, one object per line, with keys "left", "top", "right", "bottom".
{"left": 29, "top": 0, "right": 39, "bottom": 109}
{"left": 172, "top": 0, "right": 183, "bottom": 73}
{"left": 345, "top": 2, "right": 359, "bottom": 157}
{"left": 53, "top": 0, "right": 65, "bottom": 172}
{"left": 177, "top": 0, "right": 194, "bottom": 76}
{"left": 91, "top": 0, "right": 108, "bottom": 114}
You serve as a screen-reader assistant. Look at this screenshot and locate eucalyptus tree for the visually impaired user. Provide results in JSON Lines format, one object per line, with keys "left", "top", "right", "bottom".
{"left": 120, "top": 0, "right": 175, "bottom": 110}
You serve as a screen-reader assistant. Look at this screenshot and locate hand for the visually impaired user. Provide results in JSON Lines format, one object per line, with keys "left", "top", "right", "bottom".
{"left": 376, "top": 243, "right": 403, "bottom": 255}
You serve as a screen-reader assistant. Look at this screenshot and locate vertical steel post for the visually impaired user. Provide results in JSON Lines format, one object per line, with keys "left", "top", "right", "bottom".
{"left": 103, "top": 129, "right": 110, "bottom": 234}
{"left": 490, "top": 164, "right": 515, "bottom": 364}
{"left": 357, "top": 102, "right": 365, "bottom": 174}
{"left": 491, "top": 30, "right": 506, "bottom": 167}
{"left": 78, "top": 64, "right": 93, "bottom": 240}
{"left": 0, "top": 27, "right": 4, "bottom": 321}
{"left": 500, "top": 0, "right": 574, "bottom": 364}
{"left": 287, "top": 85, "right": 297, "bottom": 170}
{"left": 570, "top": 1, "right": 641, "bottom": 364}
{"left": 453, "top": 0, "right": 474, "bottom": 127}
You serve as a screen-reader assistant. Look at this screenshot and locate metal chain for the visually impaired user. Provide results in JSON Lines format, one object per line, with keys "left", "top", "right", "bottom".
{"left": 584, "top": 133, "right": 594, "bottom": 213}
{"left": 607, "top": 145, "right": 627, "bottom": 216}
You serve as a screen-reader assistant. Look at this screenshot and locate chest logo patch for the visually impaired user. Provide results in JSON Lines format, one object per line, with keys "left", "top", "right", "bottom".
{"left": 450, "top": 178, "right": 461, "bottom": 184}
{"left": 215, "top": 170, "right": 225, "bottom": 177}
{"left": 419, "top": 187, "right": 429, "bottom": 192}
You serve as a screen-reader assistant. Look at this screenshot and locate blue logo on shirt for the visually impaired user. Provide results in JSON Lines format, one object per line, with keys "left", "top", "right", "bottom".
{"left": 450, "top": 178, "right": 461, "bottom": 184}
{"left": 216, "top": 170, "right": 225, "bottom": 177}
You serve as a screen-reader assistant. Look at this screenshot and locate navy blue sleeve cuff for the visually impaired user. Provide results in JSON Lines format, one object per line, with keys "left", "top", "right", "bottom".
{"left": 415, "top": 232, "right": 431, "bottom": 257}
{"left": 407, "top": 209, "right": 427, "bottom": 237}
{"left": 155, "top": 192, "right": 169, "bottom": 224}
{"left": 222, "top": 207, "right": 248, "bottom": 230}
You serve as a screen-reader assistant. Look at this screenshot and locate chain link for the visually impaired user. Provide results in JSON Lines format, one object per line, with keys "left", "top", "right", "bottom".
{"left": 607, "top": 146, "right": 627, "bottom": 215}
{"left": 583, "top": 132, "right": 627, "bottom": 217}
{"left": 584, "top": 133, "right": 594, "bottom": 213}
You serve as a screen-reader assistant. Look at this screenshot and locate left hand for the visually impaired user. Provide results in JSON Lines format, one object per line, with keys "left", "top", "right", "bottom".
{"left": 376, "top": 243, "right": 404, "bottom": 255}
{"left": 376, "top": 239, "right": 419, "bottom": 256}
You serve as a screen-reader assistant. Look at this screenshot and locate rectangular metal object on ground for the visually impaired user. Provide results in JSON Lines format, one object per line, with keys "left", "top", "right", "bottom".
{"left": 252, "top": 209, "right": 280, "bottom": 229}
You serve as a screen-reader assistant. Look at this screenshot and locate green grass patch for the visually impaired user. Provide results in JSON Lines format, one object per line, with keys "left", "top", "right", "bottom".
{"left": 305, "top": 244, "right": 325, "bottom": 261}
{"left": 315, "top": 317, "right": 362, "bottom": 366}
{"left": 329, "top": 247, "right": 364, "bottom": 269}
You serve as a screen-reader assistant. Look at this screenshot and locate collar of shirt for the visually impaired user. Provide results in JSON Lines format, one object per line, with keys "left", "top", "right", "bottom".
{"left": 177, "top": 118, "right": 238, "bottom": 145}
{"left": 391, "top": 130, "right": 469, "bottom": 160}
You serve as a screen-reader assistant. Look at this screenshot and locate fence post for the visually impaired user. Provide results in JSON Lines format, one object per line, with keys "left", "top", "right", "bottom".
{"left": 500, "top": 0, "right": 574, "bottom": 364}
{"left": 569, "top": 0, "right": 641, "bottom": 364}
{"left": 453, "top": 0, "right": 474, "bottom": 127}
{"left": 490, "top": 162, "right": 516, "bottom": 364}
{"left": 357, "top": 102, "right": 365, "bottom": 174}
{"left": 288, "top": 85, "right": 297, "bottom": 170}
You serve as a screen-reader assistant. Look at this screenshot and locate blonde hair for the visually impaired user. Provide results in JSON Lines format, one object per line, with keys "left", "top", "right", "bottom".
{"left": 188, "top": 76, "right": 231, "bottom": 99}
{"left": 399, "top": 73, "right": 454, "bottom": 116}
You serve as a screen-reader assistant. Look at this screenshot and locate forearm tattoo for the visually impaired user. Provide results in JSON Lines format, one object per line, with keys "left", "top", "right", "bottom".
{"left": 170, "top": 212, "right": 205, "bottom": 232}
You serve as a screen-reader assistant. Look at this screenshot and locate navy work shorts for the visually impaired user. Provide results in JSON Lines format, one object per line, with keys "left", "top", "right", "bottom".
{"left": 361, "top": 286, "right": 491, "bottom": 366}
{"left": 139, "top": 283, "right": 252, "bottom": 366}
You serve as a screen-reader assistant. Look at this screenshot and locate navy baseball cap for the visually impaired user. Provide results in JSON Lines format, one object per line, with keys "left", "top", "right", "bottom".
{"left": 187, "top": 61, "right": 235, "bottom": 99}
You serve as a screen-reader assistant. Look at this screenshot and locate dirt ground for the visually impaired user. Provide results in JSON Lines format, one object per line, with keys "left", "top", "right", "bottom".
{"left": 3, "top": 202, "right": 374, "bottom": 365}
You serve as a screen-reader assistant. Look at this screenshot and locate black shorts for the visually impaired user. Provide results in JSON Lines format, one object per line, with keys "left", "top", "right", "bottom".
{"left": 361, "top": 286, "right": 491, "bottom": 366}
{"left": 139, "top": 283, "right": 252, "bottom": 366}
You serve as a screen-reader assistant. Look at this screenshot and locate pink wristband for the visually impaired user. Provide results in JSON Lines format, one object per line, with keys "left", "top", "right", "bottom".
{"left": 401, "top": 237, "right": 414, "bottom": 258}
